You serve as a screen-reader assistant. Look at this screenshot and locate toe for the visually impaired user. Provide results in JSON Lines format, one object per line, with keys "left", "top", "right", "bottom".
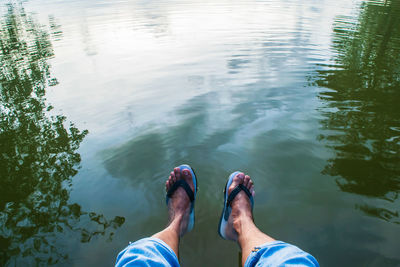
{"left": 248, "top": 179, "right": 254, "bottom": 188}
{"left": 244, "top": 175, "right": 250, "bottom": 188}
{"left": 228, "top": 172, "right": 245, "bottom": 194}
{"left": 171, "top": 171, "right": 176, "bottom": 183}
{"left": 166, "top": 179, "right": 171, "bottom": 191}
{"left": 166, "top": 180, "right": 170, "bottom": 191}
{"left": 249, "top": 182, "right": 255, "bottom": 194}
{"left": 174, "top": 167, "right": 181, "bottom": 181}
{"left": 182, "top": 169, "right": 192, "bottom": 179}
{"left": 182, "top": 169, "right": 194, "bottom": 191}
{"left": 237, "top": 173, "right": 245, "bottom": 185}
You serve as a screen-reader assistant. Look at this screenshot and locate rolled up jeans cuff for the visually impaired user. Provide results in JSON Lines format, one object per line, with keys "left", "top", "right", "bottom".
{"left": 244, "top": 240, "right": 319, "bottom": 267}
{"left": 115, "top": 237, "right": 179, "bottom": 267}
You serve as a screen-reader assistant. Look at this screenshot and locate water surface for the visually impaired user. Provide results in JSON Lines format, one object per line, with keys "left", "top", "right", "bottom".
{"left": 1, "top": 0, "right": 399, "bottom": 266}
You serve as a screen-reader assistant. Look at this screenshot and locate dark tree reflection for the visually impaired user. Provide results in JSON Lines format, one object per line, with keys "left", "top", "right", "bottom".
{"left": 316, "top": 0, "right": 400, "bottom": 223}
{"left": 0, "top": 3, "right": 124, "bottom": 266}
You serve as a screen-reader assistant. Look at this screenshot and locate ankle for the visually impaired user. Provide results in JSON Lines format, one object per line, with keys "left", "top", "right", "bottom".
{"left": 169, "top": 211, "right": 184, "bottom": 225}
{"left": 232, "top": 214, "right": 253, "bottom": 235}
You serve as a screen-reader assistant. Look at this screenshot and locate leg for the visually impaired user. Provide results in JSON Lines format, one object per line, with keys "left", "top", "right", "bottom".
{"left": 226, "top": 173, "right": 275, "bottom": 266}
{"left": 227, "top": 173, "right": 319, "bottom": 267}
{"left": 115, "top": 167, "right": 195, "bottom": 267}
{"left": 152, "top": 167, "right": 195, "bottom": 257}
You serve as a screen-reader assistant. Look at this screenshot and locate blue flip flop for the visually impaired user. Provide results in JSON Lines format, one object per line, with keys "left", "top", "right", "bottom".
{"left": 166, "top": 164, "right": 198, "bottom": 233}
{"left": 218, "top": 171, "right": 254, "bottom": 241}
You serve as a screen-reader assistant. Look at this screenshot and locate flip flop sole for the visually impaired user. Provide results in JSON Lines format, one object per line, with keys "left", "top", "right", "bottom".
{"left": 218, "top": 171, "right": 240, "bottom": 240}
{"left": 179, "top": 164, "right": 197, "bottom": 232}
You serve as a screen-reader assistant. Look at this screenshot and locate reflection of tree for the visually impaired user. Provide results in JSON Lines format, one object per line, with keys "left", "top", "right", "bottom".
{"left": 316, "top": 0, "right": 400, "bottom": 223}
{"left": 0, "top": 3, "right": 124, "bottom": 265}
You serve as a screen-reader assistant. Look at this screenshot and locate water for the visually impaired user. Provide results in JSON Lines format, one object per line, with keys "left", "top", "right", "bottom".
{"left": 1, "top": 0, "right": 399, "bottom": 266}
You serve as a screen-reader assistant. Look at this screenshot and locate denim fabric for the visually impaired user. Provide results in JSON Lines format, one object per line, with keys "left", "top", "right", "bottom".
{"left": 115, "top": 238, "right": 179, "bottom": 267}
{"left": 244, "top": 241, "right": 319, "bottom": 267}
{"left": 115, "top": 238, "right": 318, "bottom": 267}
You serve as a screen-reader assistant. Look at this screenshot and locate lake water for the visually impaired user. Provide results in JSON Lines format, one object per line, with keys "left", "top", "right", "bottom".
{"left": 1, "top": 0, "right": 400, "bottom": 266}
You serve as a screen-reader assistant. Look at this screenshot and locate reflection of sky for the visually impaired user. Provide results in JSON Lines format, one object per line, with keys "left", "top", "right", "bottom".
{"left": 8, "top": 0, "right": 400, "bottom": 266}
{"left": 21, "top": 0, "right": 348, "bottom": 147}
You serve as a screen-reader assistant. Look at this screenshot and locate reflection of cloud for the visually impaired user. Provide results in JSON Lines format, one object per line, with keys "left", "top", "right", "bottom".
{"left": 80, "top": 15, "right": 97, "bottom": 56}
{"left": 97, "top": 0, "right": 329, "bottom": 191}
{"left": 227, "top": 56, "right": 251, "bottom": 74}
{"left": 102, "top": 133, "right": 167, "bottom": 183}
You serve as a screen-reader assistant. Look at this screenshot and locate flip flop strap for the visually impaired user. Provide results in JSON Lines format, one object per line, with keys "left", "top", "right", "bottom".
{"left": 224, "top": 184, "right": 252, "bottom": 220}
{"left": 167, "top": 180, "right": 195, "bottom": 202}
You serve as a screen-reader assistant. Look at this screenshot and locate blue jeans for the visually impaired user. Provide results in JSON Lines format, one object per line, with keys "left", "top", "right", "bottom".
{"left": 115, "top": 238, "right": 319, "bottom": 267}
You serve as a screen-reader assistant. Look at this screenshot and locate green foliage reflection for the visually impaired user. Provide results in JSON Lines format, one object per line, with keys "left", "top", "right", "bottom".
{"left": 0, "top": 3, "right": 124, "bottom": 265}
{"left": 316, "top": 0, "right": 400, "bottom": 223}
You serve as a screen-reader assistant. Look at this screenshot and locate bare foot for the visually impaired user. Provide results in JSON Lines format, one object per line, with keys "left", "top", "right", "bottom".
{"left": 227, "top": 172, "right": 255, "bottom": 240}
{"left": 165, "top": 167, "right": 195, "bottom": 236}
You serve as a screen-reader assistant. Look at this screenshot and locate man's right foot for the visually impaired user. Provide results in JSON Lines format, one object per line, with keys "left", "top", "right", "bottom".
{"left": 165, "top": 167, "right": 195, "bottom": 236}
